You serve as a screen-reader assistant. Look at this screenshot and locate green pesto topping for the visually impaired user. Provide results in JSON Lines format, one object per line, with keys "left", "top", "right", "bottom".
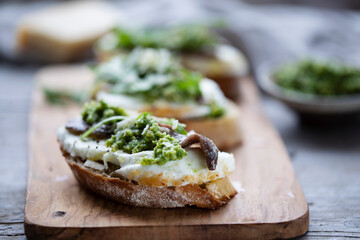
{"left": 109, "top": 24, "right": 218, "bottom": 52}
{"left": 141, "top": 135, "right": 187, "bottom": 165}
{"left": 81, "top": 100, "right": 127, "bottom": 125}
{"left": 105, "top": 113, "right": 187, "bottom": 165}
{"left": 94, "top": 48, "right": 202, "bottom": 103}
{"left": 273, "top": 59, "right": 360, "bottom": 96}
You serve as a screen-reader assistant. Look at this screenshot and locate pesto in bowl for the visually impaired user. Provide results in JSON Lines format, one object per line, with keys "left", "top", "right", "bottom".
{"left": 257, "top": 58, "right": 360, "bottom": 115}
{"left": 273, "top": 59, "right": 360, "bottom": 96}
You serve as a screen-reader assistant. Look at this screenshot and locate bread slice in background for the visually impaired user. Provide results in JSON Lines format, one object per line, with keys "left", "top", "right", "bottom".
{"left": 16, "top": 1, "right": 121, "bottom": 62}
{"left": 183, "top": 102, "right": 242, "bottom": 150}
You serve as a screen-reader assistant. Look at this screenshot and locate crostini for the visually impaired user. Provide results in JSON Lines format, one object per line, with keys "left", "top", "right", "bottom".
{"left": 95, "top": 24, "right": 248, "bottom": 100}
{"left": 93, "top": 48, "right": 242, "bottom": 149}
{"left": 58, "top": 100, "right": 237, "bottom": 208}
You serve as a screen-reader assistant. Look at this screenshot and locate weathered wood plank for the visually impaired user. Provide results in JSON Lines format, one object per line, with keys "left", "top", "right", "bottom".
{"left": 0, "top": 223, "right": 24, "bottom": 237}
{"left": 0, "top": 65, "right": 32, "bottom": 239}
{"left": 0, "top": 188, "right": 25, "bottom": 223}
{"left": 299, "top": 236, "right": 360, "bottom": 239}
{"left": 0, "top": 236, "right": 27, "bottom": 240}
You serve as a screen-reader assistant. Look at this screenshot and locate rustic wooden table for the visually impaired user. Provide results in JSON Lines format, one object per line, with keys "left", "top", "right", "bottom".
{"left": 0, "top": 62, "right": 359, "bottom": 239}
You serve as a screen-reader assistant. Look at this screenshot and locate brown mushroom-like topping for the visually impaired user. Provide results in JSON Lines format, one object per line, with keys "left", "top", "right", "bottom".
{"left": 65, "top": 119, "right": 113, "bottom": 139}
{"left": 180, "top": 133, "right": 219, "bottom": 171}
{"left": 157, "top": 123, "right": 219, "bottom": 170}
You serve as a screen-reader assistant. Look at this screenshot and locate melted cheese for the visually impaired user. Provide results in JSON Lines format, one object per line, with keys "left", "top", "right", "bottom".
{"left": 58, "top": 127, "right": 235, "bottom": 187}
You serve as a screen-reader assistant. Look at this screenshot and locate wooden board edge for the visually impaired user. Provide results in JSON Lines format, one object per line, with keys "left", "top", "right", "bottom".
{"left": 24, "top": 207, "right": 309, "bottom": 240}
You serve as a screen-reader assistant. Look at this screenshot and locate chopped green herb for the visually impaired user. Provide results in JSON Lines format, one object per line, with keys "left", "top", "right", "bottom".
{"left": 80, "top": 116, "right": 126, "bottom": 141}
{"left": 274, "top": 59, "right": 360, "bottom": 96}
{"left": 43, "top": 88, "right": 88, "bottom": 105}
{"left": 110, "top": 24, "right": 218, "bottom": 52}
{"left": 133, "top": 69, "right": 202, "bottom": 102}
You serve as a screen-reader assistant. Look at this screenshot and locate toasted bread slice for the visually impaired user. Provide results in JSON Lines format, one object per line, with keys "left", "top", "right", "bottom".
{"left": 61, "top": 147, "right": 237, "bottom": 209}
{"left": 95, "top": 44, "right": 248, "bottom": 100}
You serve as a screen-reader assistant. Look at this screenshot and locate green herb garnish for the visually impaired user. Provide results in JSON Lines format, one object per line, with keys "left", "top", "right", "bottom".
{"left": 110, "top": 24, "right": 218, "bottom": 52}
{"left": 80, "top": 116, "right": 126, "bottom": 141}
{"left": 159, "top": 118, "right": 187, "bottom": 135}
{"left": 43, "top": 88, "right": 88, "bottom": 105}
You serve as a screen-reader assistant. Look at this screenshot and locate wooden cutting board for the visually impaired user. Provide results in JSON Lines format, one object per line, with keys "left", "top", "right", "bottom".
{"left": 24, "top": 65, "right": 309, "bottom": 240}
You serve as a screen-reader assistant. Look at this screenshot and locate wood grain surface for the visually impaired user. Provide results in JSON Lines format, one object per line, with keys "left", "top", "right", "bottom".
{"left": 23, "top": 65, "right": 309, "bottom": 239}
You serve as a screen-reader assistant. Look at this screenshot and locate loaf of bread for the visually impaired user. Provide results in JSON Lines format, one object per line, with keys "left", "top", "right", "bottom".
{"left": 16, "top": 1, "right": 120, "bottom": 62}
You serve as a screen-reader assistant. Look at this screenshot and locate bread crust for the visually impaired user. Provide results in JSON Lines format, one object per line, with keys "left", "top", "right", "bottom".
{"left": 60, "top": 147, "right": 237, "bottom": 209}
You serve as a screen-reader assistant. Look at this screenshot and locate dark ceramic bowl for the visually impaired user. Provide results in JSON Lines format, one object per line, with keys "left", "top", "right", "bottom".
{"left": 256, "top": 59, "right": 360, "bottom": 116}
